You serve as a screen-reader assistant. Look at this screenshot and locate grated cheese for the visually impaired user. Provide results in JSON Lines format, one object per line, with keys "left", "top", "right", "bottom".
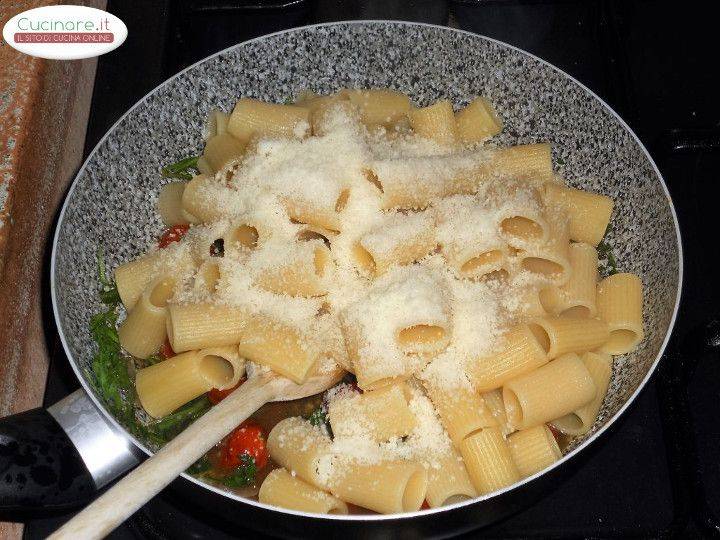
{"left": 156, "top": 104, "right": 556, "bottom": 473}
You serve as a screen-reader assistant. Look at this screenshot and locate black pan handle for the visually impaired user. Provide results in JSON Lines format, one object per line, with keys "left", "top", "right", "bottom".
{"left": 0, "top": 407, "right": 95, "bottom": 520}
{"left": 0, "top": 389, "right": 141, "bottom": 521}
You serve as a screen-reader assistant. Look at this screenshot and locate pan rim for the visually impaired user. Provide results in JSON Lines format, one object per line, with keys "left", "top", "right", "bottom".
{"left": 50, "top": 19, "right": 683, "bottom": 522}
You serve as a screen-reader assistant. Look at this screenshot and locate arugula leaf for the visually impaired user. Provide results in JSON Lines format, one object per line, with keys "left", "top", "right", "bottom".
{"left": 220, "top": 454, "right": 256, "bottom": 488}
{"left": 304, "top": 406, "right": 333, "bottom": 438}
{"left": 89, "top": 304, "right": 136, "bottom": 427}
{"left": 306, "top": 408, "right": 327, "bottom": 427}
{"left": 161, "top": 155, "right": 200, "bottom": 181}
{"left": 147, "top": 395, "right": 212, "bottom": 441}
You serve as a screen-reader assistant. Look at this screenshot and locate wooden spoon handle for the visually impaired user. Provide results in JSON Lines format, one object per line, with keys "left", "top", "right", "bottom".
{"left": 48, "top": 374, "right": 280, "bottom": 540}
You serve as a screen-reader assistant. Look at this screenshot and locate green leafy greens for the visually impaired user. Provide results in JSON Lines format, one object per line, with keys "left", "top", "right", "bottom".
{"left": 220, "top": 454, "right": 257, "bottom": 488}
{"left": 161, "top": 155, "right": 200, "bottom": 181}
{"left": 149, "top": 395, "right": 211, "bottom": 441}
{"left": 305, "top": 407, "right": 328, "bottom": 427}
{"left": 304, "top": 405, "right": 333, "bottom": 439}
{"left": 88, "top": 250, "right": 134, "bottom": 426}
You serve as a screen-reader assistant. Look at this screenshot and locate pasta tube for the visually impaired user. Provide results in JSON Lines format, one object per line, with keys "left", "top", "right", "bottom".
{"left": 422, "top": 381, "right": 497, "bottom": 447}
{"left": 460, "top": 427, "right": 520, "bottom": 494}
{"left": 409, "top": 100, "right": 457, "bottom": 145}
{"left": 507, "top": 425, "right": 562, "bottom": 478}
{"left": 539, "top": 242, "right": 598, "bottom": 318}
{"left": 136, "top": 346, "right": 242, "bottom": 418}
{"left": 328, "top": 383, "right": 415, "bottom": 442}
{"left": 344, "top": 89, "right": 412, "bottom": 128}
{"left": 328, "top": 459, "right": 428, "bottom": 514}
{"left": 267, "top": 417, "right": 333, "bottom": 487}
{"left": 468, "top": 324, "right": 549, "bottom": 392}
{"left": 544, "top": 183, "right": 614, "bottom": 246}
{"left": 352, "top": 211, "right": 436, "bottom": 276}
{"left": 550, "top": 351, "right": 612, "bottom": 435}
{"left": 259, "top": 468, "right": 348, "bottom": 514}
{"left": 227, "top": 98, "right": 310, "bottom": 143}
{"left": 118, "top": 277, "right": 175, "bottom": 359}
{"left": 425, "top": 450, "right": 477, "bottom": 507}
{"left": 503, "top": 353, "right": 596, "bottom": 430}
{"left": 455, "top": 97, "right": 503, "bottom": 143}
{"left": 202, "top": 133, "right": 246, "bottom": 173}
{"left": 527, "top": 316, "right": 610, "bottom": 359}
{"left": 596, "top": 273, "right": 644, "bottom": 354}
{"left": 158, "top": 182, "right": 198, "bottom": 226}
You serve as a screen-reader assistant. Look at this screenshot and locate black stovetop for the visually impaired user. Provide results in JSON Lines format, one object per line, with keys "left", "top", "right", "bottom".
{"left": 25, "top": 1, "right": 720, "bottom": 538}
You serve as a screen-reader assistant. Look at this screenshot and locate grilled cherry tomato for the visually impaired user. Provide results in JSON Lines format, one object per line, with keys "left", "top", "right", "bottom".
{"left": 159, "top": 338, "right": 175, "bottom": 359}
{"left": 208, "top": 378, "right": 246, "bottom": 405}
{"left": 219, "top": 420, "right": 268, "bottom": 469}
{"left": 158, "top": 224, "right": 190, "bottom": 248}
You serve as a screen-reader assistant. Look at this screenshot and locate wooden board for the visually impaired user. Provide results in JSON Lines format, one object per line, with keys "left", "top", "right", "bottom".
{"left": 0, "top": 1, "right": 105, "bottom": 535}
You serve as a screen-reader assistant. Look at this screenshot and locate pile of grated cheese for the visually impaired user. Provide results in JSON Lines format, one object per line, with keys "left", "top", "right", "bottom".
{"left": 164, "top": 105, "right": 553, "bottom": 473}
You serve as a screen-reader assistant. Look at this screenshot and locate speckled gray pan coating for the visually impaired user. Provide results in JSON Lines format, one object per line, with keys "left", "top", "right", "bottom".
{"left": 53, "top": 22, "right": 680, "bottom": 501}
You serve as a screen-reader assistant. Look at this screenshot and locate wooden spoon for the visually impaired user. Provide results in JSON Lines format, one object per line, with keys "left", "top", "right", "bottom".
{"left": 48, "top": 367, "right": 344, "bottom": 540}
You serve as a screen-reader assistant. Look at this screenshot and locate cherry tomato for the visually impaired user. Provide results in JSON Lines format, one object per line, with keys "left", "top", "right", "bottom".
{"left": 208, "top": 377, "right": 246, "bottom": 405}
{"left": 220, "top": 420, "right": 268, "bottom": 469}
{"left": 159, "top": 338, "right": 175, "bottom": 359}
{"left": 158, "top": 224, "right": 190, "bottom": 248}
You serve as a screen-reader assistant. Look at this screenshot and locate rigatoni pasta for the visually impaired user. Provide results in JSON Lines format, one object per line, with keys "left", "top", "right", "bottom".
{"left": 266, "top": 417, "right": 333, "bottom": 487}
{"left": 328, "top": 384, "right": 415, "bottom": 442}
{"left": 425, "top": 450, "right": 477, "bottom": 507}
{"left": 539, "top": 242, "right": 599, "bottom": 318}
{"left": 158, "top": 183, "right": 197, "bottom": 226}
{"left": 94, "top": 87, "right": 646, "bottom": 516}
{"left": 328, "top": 459, "right": 428, "bottom": 514}
{"left": 259, "top": 468, "right": 348, "bottom": 514}
{"left": 352, "top": 211, "right": 436, "bottom": 276}
{"left": 344, "top": 88, "right": 412, "bottom": 128}
{"left": 455, "top": 96, "right": 502, "bottom": 143}
{"left": 409, "top": 100, "right": 457, "bottom": 145}
{"left": 507, "top": 425, "right": 562, "bottom": 478}
{"left": 550, "top": 351, "right": 612, "bottom": 435}
{"left": 422, "top": 381, "right": 497, "bottom": 447}
{"left": 118, "top": 277, "right": 176, "bottom": 358}
{"left": 527, "top": 316, "right": 610, "bottom": 358}
{"left": 460, "top": 427, "right": 520, "bottom": 494}
{"left": 227, "top": 98, "right": 310, "bottom": 142}
{"left": 201, "top": 133, "right": 246, "bottom": 173}
{"left": 468, "top": 324, "right": 549, "bottom": 392}
{"left": 135, "top": 346, "right": 242, "bottom": 417}
{"left": 544, "top": 183, "right": 614, "bottom": 246}
{"left": 596, "top": 273, "right": 644, "bottom": 354}
{"left": 503, "top": 353, "right": 597, "bottom": 431}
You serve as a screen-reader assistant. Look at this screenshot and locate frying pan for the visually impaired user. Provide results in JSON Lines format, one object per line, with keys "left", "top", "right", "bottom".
{"left": 0, "top": 21, "right": 681, "bottom": 537}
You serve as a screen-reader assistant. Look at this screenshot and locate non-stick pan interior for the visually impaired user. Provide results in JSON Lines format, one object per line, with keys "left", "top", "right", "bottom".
{"left": 52, "top": 21, "right": 680, "bottom": 505}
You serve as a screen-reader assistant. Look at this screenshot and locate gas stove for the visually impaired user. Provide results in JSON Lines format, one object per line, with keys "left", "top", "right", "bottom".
{"left": 24, "top": 1, "right": 719, "bottom": 538}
